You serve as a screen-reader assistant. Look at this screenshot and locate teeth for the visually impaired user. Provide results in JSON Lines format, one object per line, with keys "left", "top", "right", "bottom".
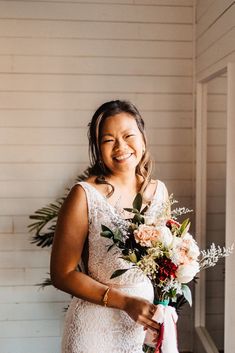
{"left": 115, "top": 153, "right": 132, "bottom": 161}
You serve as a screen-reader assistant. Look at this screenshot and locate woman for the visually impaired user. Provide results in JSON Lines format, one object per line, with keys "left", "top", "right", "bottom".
{"left": 50, "top": 100, "right": 169, "bottom": 353}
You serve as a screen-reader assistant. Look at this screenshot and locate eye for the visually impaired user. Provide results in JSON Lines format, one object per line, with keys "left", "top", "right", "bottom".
{"left": 102, "top": 138, "right": 114, "bottom": 143}
{"left": 126, "top": 134, "right": 135, "bottom": 138}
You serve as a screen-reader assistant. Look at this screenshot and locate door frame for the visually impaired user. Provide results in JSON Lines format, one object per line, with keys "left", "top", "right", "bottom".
{"left": 195, "top": 63, "right": 235, "bottom": 353}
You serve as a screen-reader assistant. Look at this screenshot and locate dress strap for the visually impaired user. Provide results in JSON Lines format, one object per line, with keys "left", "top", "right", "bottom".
{"left": 73, "top": 181, "right": 95, "bottom": 225}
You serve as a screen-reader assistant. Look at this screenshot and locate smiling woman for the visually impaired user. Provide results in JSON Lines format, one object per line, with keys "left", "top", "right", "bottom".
{"left": 50, "top": 100, "right": 169, "bottom": 353}
{"left": 87, "top": 100, "right": 153, "bottom": 200}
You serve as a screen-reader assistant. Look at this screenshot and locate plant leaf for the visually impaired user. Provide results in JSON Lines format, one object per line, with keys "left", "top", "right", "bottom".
{"left": 133, "top": 214, "right": 144, "bottom": 224}
{"left": 101, "top": 224, "right": 113, "bottom": 233}
{"left": 113, "top": 229, "right": 123, "bottom": 242}
{"left": 179, "top": 218, "right": 190, "bottom": 236}
{"left": 110, "top": 268, "right": 129, "bottom": 279}
{"left": 101, "top": 231, "right": 112, "bottom": 238}
{"left": 181, "top": 284, "right": 192, "bottom": 306}
{"left": 133, "top": 193, "right": 142, "bottom": 212}
{"left": 123, "top": 207, "right": 140, "bottom": 214}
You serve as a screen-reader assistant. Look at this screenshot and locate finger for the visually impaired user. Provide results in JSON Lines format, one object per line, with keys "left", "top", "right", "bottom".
{"left": 149, "top": 305, "right": 156, "bottom": 316}
{"left": 138, "top": 316, "right": 160, "bottom": 331}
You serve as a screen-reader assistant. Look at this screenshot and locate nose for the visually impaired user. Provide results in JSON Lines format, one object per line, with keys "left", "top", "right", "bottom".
{"left": 113, "top": 138, "right": 127, "bottom": 151}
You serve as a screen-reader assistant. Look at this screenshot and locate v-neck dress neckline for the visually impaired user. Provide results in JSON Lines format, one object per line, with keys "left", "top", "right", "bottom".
{"left": 79, "top": 180, "right": 160, "bottom": 217}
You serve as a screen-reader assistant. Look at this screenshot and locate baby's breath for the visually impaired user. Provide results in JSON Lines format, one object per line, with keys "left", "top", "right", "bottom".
{"left": 137, "top": 254, "right": 157, "bottom": 280}
{"left": 200, "top": 243, "right": 234, "bottom": 270}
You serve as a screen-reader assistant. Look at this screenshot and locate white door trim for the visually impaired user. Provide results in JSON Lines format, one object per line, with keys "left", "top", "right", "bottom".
{"left": 224, "top": 62, "right": 235, "bottom": 353}
{"left": 195, "top": 64, "right": 230, "bottom": 353}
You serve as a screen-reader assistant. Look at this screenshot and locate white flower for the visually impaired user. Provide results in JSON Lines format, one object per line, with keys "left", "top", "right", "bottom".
{"left": 176, "top": 261, "right": 199, "bottom": 283}
{"left": 144, "top": 215, "right": 155, "bottom": 226}
{"left": 156, "top": 226, "right": 173, "bottom": 247}
{"left": 182, "top": 233, "right": 200, "bottom": 259}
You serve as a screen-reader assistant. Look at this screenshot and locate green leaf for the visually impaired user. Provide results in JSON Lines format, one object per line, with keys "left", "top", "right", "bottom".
{"left": 140, "top": 205, "right": 149, "bottom": 215}
{"left": 123, "top": 208, "right": 140, "bottom": 214}
{"left": 133, "top": 214, "right": 145, "bottom": 224}
{"left": 179, "top": 218, "right": 190, "bottom": 236}
{"left": 101, "top": 224, "right": 113, "bottom": 233}
{"left": 129, "top": 252, "right": 137, "bottom": 263}
{"left": 110, "top": 268, "right": 129, "bottom": 279}
{"left": 133, "top": 193, "right": 142, "bottom": 212}
{"left": 181, "top": 284, "right": 192, "bottom": 306}
{"left": 101, "top": 225, "right": 114, "bottom": 238}
{"left": 113, "top": 229, "right": 123, "bottom": 242}
{"left": 101, "top": 231, "right": 112, "bottom": 238}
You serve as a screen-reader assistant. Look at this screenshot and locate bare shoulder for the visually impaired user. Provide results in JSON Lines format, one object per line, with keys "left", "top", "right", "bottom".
{"left": 83, "top": 175, "right": 108, "bottom": 195}
{"left": 60, "top": 182, "right": 88, "bottom": 216}
{"left": 143, "top": 179, "right": 158, "bottom": 200}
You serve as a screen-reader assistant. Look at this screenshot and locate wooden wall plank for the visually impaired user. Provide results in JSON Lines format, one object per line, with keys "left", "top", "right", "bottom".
{"left": 196, "top": 0, "right": 234, "bottom": 38}
{"left": 0, "top": 38, "right": 193, "bottom": 58}
{"left": 0, "top": 75, "right": 192, "bottom": 92}
{"left": 0, "top": 2, "right": 193, "bottom": 23}
{"left": 0, "top": 20, "right": 192, "bottom": 40}
{"left": 0, "top": 127, "right": 193, "bottom": 146}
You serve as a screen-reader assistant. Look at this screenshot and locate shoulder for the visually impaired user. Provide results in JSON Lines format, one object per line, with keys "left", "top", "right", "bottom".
{"left": 80, "top": 176, "right": 109, "bottom": 196}
{"left": 143, "top": 179, "right": 168, "bottom": 201}
{"left": 62, "top": 182, "right": 88, "bottom": 214}
{"left": 143, "top": 179, "right": 157, "bottom": 201}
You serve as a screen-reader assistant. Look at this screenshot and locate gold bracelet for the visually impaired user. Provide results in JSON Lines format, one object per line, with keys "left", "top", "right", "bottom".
{"left": 102, "top": 287, "right": 110, "bottom": 307}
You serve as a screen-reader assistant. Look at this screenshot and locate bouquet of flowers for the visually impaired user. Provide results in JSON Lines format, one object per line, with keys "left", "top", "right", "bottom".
{"left": 101, "top": 193, "right": 233, "bottom": 353}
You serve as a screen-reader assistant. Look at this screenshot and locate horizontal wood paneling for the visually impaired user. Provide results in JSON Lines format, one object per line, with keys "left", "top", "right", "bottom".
{"left": 0, "top": 250, "right": 50, "bottom": 268}
{"left": 0, "top": 145, "right": 193, "bottom": 164}
{"left": 0, "top": 337, "right": 61, "bottom": 353}
{"left": 0, "top": 92, "right": 193, "bottom": 110}
{"left": 196, "top": 0, "right": 234, "bottom": 38}
{"left": 0, "top": 75, "right": 192, "bottom": 92}
{"left": 0, "top": 320, "right": 60, "bottom": 337}
{"left": 0, "top": 2, "right": 193, "bottom": 23}
{"left": 0, "top": 57, "right": 192, "bottom": 76}
{"left": 0, "top": 110, "right": 193, "bottom": 128}
{"left": 0, "top": 38, "right": 193, "bottom": 58}
{"left": 0, "top": 302, "right": 66, "bottom": 321}
{"left": 0, "top": 1, "right": 194, "bottom": 351}
{"left": 0, "top": 285, "right": 69, "bottom": 303}
{"left": 196, "top": 0, "right": 235, "bottom": 80}
{"left": 0, "top": 127, "right": 193, "bottom": 145}
{"left": 0, "top": 20, "right": 192, "bottom": 40}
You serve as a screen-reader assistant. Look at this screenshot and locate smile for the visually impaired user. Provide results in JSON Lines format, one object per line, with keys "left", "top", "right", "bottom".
{"left": 113, "top": 153, "right": 132, "bottom": 161}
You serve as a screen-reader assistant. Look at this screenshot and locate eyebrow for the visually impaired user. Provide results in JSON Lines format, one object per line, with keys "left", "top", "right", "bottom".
{"left": 101, "top": 133, "right": 114, "bottom": 138}
{"left": 101, "top": 129, "right": 136, "bottom": 138}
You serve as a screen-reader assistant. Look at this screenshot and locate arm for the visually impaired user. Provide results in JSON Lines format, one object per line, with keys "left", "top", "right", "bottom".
{"left": 50, "top": 185, "right": 159, "bottom": 331}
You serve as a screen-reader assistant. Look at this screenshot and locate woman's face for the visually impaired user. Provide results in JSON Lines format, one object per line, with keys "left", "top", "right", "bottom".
{"left": 99, "top": 113, "right": 145, "bottom": 175}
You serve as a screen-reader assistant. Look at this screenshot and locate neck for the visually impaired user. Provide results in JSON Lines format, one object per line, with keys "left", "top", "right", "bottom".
{"left": 107, "top": 171, "right": 140, "bottom": 191}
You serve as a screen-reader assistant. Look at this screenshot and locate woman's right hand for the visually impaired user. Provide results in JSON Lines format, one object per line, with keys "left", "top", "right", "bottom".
{"left": 123, "top": 296, "right": 160, "bottom": 332}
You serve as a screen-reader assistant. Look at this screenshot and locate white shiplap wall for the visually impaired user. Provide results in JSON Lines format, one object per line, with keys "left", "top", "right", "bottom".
{"left": 196, "top": 0, "right": 235, "bottom": 81}
{"left": 196, "top": 0, "right": 235, "bottom": 350}
{"left": 0, "top": 1, "right": 194, "bottom": 352}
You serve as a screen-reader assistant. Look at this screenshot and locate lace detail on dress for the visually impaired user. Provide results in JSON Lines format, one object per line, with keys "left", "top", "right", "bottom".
{"left": 61, "top": 180, "right": 168, "bottom": 353}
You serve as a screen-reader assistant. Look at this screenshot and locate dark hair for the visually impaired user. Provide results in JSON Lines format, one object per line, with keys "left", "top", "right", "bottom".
{"left": 87, "top": 100, "right": 152, "bottom": 196}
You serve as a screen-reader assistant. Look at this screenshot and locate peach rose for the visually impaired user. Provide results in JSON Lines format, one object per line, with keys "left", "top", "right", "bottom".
{"left": 134, "top": 225, "right": 160, "bottom": 247}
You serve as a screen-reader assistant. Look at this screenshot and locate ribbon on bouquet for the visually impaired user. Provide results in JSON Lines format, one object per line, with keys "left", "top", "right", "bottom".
{"left": 144, "top": 301, "right": 179, "bottom": 353}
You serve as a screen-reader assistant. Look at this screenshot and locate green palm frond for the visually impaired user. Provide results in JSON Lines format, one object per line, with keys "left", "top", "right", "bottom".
{"left": 28, "top": 167, "right": 90, "bottom": 248}
{"left": 36, "top": 276, "right": 53, "bottom": 288}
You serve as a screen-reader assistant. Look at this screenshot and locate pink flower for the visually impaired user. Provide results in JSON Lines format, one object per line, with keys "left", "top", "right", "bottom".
{"left": 134, "top": 225, "right": 160, "bottom": 247}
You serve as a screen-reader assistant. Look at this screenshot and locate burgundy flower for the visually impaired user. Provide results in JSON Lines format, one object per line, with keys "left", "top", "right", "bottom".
{"left": 157, "top": 257, "right": 178, "bottom": 282}
{"left": 166, "top": 219, "right": 181, "bottom": 229}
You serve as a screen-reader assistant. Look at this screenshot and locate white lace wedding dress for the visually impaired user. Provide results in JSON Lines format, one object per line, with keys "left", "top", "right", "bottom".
{"left": 61, "top": 180, "right": 167, "bottom": 353}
